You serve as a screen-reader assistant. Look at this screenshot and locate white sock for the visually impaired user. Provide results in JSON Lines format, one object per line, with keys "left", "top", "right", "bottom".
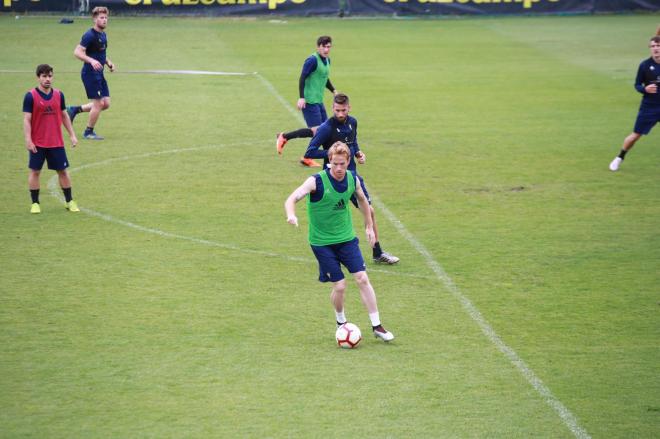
{"left": 369, "top": 312, "right": 381, "bottom": 327}
{"left": 335, "top": 310, "right": 346, "bottom": 324}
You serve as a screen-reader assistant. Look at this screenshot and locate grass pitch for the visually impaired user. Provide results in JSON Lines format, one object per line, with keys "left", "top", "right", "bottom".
{"left": 0, "top": 13, "right": 659, "bottom": 438}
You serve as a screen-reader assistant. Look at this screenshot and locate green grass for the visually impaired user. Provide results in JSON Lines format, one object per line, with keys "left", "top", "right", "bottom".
{"left": 1, "top": 13, "right": 659, "bottom": 438}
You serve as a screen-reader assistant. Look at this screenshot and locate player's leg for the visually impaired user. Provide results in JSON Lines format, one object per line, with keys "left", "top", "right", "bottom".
{"left": 82, "top": 74, "right": 109, "bottom": 140}
{"left": 350, "top": 176, "right": 400, "bottom": 264}
{"left": 311, "top": 243, "right": 348, "bottom": 326}
{"left": 340, "top": 238, "right": 394, "bottom": 341}
{"left": 27, "top": 148, "right": 46, "bottom": 213}
{"left": 330, "top": 279, "right": 347, "bottom": 326}
{"left": 47, "top": 148, "right": 79, "bottom": 212}
{"left": 610, "top": 109, "right": 657, "bottom": 171}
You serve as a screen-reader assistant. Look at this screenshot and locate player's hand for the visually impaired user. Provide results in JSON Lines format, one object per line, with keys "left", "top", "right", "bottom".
{"left": 356, "top": 151, "right": 366, "bottom": 164}
{"left": 287, "top": 215, "right": 299, "bottom": 227}
{"left": 26, "top": 142, "right": 37, "bottom": 153}
{"left": 645, "top": 84, "right": 658, "bottom": 94}
{"left": 91, "top": 60, "right": 103, "bottom": 71}
{"left": 107, "top": 61, "right": 115, "bottom": 72}
{"left": 365, "top": 226, "right": 376, "bottom": 247}
{"left": 71, "top": 135, "right": 78, "bottom": 148}
{"left": 297, "top": 98, "right": 306, "bottom": 110}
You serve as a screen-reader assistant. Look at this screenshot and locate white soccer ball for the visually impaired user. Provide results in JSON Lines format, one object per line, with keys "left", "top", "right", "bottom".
{"left": 335, "top": 322, "right": 362, "bottom": 349}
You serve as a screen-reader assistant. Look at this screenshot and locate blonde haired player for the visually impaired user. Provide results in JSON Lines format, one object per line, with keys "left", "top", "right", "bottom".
{"left": 285, "top": 142, "right": 394, "bottom": 341}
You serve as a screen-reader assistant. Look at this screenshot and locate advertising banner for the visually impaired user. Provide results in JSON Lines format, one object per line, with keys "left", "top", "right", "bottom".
{"left": 3, "top": 0, "right": 659, "bottom": 15}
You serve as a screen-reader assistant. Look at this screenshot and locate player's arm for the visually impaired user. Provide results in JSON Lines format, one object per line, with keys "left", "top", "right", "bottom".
{"left": 635, "top": 62, "right": 656, "bottom": 94}
{"left": 74, "top": 44, "right": 103, "bottom": 71}
{"left": 326, "top": 79, "right": 336, "bottom": 94}
{"left": 59, "top": 92, "right": 78, "bottom": 147}
{"left": 353, "top": 173, "right": 375, "bottom": 246}
{"left": 353, "top": 121, "right": 366, "bottom": 164}
{"left": 285, "top": 176, "right": 316, "bottom": 227}
{"left": 23, "top": 112, "right": 36, "bottom": 153}
{"left": 105, "top": 57, "right": 115, "bottom": 72}
{"left": 304, "top": 125, "right": 330, "bottom": 159}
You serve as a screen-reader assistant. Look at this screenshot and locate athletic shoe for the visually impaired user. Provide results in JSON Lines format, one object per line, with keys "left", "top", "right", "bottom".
{"left": 66, "top": 106, "right": 78, "bottom": 123}
{"left": 373, "top": 325, "right": 395, "bottom": 342}
{"left": 30, "top": 203, "right": 41, "bottom": 214}
{"left": 609, "top": 157, "right": 622, "bottom": 171}
{"left": 66, "top": 200, "right": 80, "bottom": 212}
{"left": 373, "top": 252, "right": 400, "bottom": 265}
{"left": 337, "top": 321, "right": 347, "bottom": 328}
{"left": 276, "top": 133, "right": 287, "bottom": 154}
{"left": 83, "top": 131, "right": 104, "bottom": 140}
{"left": 300, "top": 157, "right": 321, "bottom": 167}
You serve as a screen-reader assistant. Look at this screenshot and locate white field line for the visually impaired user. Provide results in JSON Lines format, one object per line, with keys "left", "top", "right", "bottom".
{"left": 255, "top": 74, "right": 591, "bottom": 439}
{"left": 0, "top": 69, "right": 256, "bottom": 76}
{"left": 46, "top": 142, "right": 431, "bottom": 281}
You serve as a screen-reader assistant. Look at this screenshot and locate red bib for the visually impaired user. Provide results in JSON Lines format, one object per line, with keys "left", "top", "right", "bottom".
{"left": 30, "top": 88, "right": 64, "bottom": 148}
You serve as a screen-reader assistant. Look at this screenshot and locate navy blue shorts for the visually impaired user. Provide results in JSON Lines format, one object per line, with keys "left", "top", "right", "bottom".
{"left": 350, "top": 174, "right": 371, "bottom": 208}
{"left": 633, "top": 106, "right": 660, "bottom": 135}
{"left": 310, "top": 237, "right": 366, "bottom": 283}
{"left": 302, "top": 103, "right": 327, "bottom": 128}
{"left": 82, "top": 71, "right": 110, "bottom": 99}
{"left": 29, "top": 146, "right": 69, "bottom": 171}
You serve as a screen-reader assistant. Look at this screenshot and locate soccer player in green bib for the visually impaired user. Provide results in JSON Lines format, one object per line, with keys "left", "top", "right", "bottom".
{"left": 277, "top": 36, "right": 338, "bottom": 168}
{"left": 285, "top": 141, "right": 395, "bottom": 342}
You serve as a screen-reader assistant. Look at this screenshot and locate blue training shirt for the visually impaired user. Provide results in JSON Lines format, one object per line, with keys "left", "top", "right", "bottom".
{"left": 305, "top": 116, "right": 361, "bottom": 171}
{"left": 635, "top": 57, "right": 660, "bottom": 108}
{"left": 310, "top": 169, "right": 357, "bottom": 203}
{"left": 80, "top": 28, "right": 107, "bottom": 74}
{"left": 23, "top": 88, "right": 66, "bottom": 113}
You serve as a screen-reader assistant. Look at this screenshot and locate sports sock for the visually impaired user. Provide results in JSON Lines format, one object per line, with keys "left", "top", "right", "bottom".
{"left": 369, "top": 312, "right": 381, "bottom": 327}
{"left": 284, "top": 128, "right": 314, "bottom": 140}
{"left": 62, "top": 187, "right": 72, "bottom": 203}
{"left": 618, "top": 149, "right": 628, "bottom": 160}
{"left": 335, "top": 310, "right": 346, "bottom": 325}
{"left": 74, "top": 106, "right": 83, "bottom": 114}
{"left": 85, "top": 127, "right": 94, "bottom": 134}
{"left": 372, "top": 241, "right": 383, "bottom": 258}
{"left": 30, "top": 189, "right": 40, "bottom": 204}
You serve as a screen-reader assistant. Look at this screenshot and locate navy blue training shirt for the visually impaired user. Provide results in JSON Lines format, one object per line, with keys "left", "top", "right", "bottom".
{"left": 635, "top": 57, "right": 660, "bottom": 108}
{"left": 305, "top": 116, "right": 361, "bottom": 171}
{"left": 80, "top": 28, "right": 107, "bottom": 74}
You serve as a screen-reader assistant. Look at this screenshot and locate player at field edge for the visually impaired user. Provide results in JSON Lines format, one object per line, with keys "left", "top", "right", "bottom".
{"left": 277, "top": 35, "right": 338, "bottom": 168}
{"left": 23, "top": 64, "right": 79, "bottom": 214}
{"left": 285, "top": 141, "right": 395, "bottom": 342}
{"left": 304, "top": 93, "right": 400, "bottom": 265}
{"left": 609, "top": 30, "right": 660, "bottom": 171}
{"left": 67, "top": 6, "right": 115, "bottom": 141}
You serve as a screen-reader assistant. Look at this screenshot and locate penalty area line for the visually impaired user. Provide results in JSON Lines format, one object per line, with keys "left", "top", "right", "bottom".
{"left": 255, "top": 72, "right": 591, "bottom": 439}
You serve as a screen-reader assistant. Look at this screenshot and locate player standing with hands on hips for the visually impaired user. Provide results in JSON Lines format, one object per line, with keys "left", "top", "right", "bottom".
{"left": 285, "top": 142, "right": 395, "bottom": 342}
{"left": 23, "top": 64, "right": 79, "bottom": 214}
{"left": 609, "top": 30, "right": 660, "bottom": 171}
{"left": 67, "top": 6, "right": 115, "bottom": 141}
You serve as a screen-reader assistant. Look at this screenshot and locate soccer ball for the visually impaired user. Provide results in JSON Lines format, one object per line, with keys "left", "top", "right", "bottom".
{"left": 335, "top": 322, "right": 362, "bottom": 349}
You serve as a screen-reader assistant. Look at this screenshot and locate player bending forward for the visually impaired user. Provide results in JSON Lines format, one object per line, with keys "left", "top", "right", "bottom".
{"left": 285, "top": 141, "right": 394, "bottom": 342}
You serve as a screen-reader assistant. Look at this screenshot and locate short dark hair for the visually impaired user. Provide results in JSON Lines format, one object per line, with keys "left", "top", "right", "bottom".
{"left": 35, "top": 64, "right": 53, "bottom": 77}
{"left": 333, "top": 93, "right": 349, "bottom": 106}
{"left": 651, "top": 36, "right": 660, "bottom": 44}
{"left": 317, "top": 36, "right": 332, "bottom": 47}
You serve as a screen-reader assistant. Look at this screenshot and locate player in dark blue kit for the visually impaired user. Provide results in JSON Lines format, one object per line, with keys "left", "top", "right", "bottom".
{"left": 609, "top": 32, "right": 660, "bottom": 171}
{"left": 304, "top": 93, "right": 400, "bottom": 265}
{"left": 67, "top": 6, "right": 115, "bottom": 141}
{"left": 277, "top": 36, "right": 338, "bottom": 168}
